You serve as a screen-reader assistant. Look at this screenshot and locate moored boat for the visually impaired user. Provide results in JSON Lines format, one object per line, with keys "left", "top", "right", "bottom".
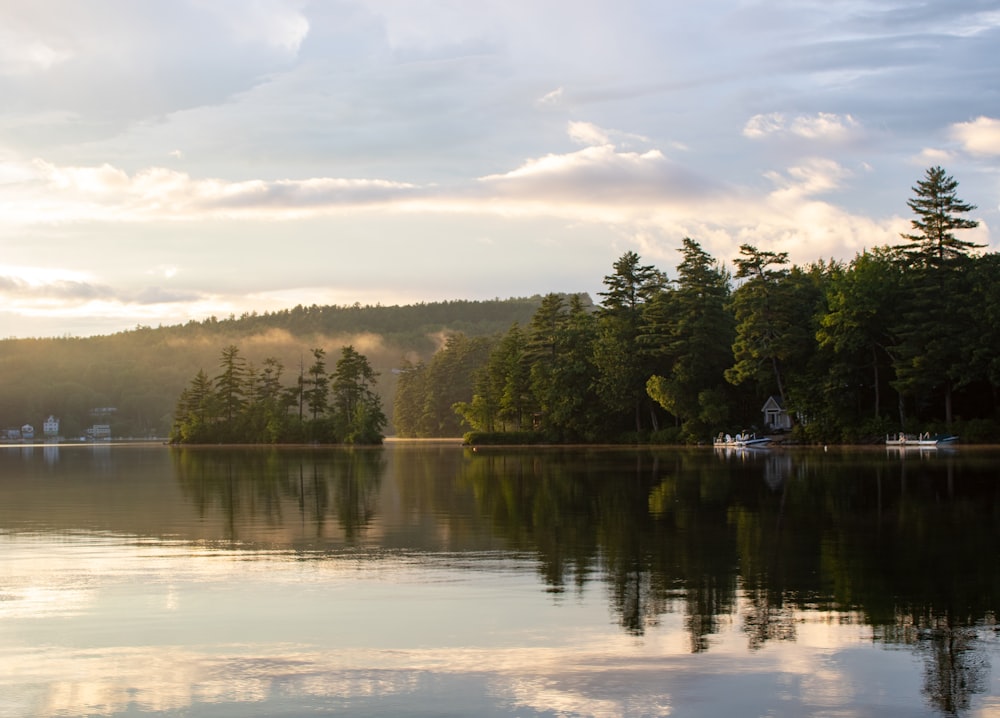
{"left": 885, "top": 432, "right": 958, "bottom": 447}
{"left": 714, "top": 431, "right": 771, "bottom": 448}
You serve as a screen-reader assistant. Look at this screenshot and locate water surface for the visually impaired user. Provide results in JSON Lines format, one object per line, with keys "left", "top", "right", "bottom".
{"left": 1, "top": 442, "right": 998, "bottom": 717}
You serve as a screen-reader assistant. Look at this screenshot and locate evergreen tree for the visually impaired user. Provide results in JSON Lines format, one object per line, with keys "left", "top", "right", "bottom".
{"left": 893, "top": 168, "right": 982, "bottom": 427}
{"left": 817, "top": 249, "right": 904, "bottom": 425}
{"left": 725, "top": 244, "right": 793, "bottom": 403}
{"left": 532, "top": 294, "right": 602, "bottom": 441}
{"left": 645, "top": 238, "right": 734, "bottom": 439}
{"left": 899, "top": 166, "right": 981, "bottom": 267}
{"left": 304, "top": 348, "right": 330, "bottom": 420}
{"left": 331, "top": 345, "right": 386, "bottom": 444}
{"left": 215, "top": 345, "right": 247, "bottom": 433}
{"left": 594, "top": 251, "right": 666, "bottom": 433}
{"left": 170, "top": 369, "right": 216, "bottom": 442}
{"left": 421, "top": 334, "right": 494, "bottom": 436}
{"left": 391, "top": 359, "right": 427, "bottom": 437}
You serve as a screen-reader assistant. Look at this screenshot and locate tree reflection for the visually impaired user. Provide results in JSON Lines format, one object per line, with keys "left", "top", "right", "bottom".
{"left": 459, "top": 447, "right": 999, "bottom": 715}
{"left": 165, "top": 444, "right": 999, "bottom": 716}
{"left": 172, "top": 448, "right": 384, "bottom": 545}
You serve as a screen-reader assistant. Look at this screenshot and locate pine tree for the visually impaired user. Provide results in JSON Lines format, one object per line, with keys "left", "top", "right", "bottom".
{"left": 331, "top": 346, "right": 386, "bottom": 444}
{"left": 893, "top": 167, "right": 982, "bottom": 427}
{"left": 899, "top": 166, "right": 981, "bottom": 267}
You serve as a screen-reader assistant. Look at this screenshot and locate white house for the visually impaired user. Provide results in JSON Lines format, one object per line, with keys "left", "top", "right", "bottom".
{"left": 761, "top": 395, "right": 792, "bottom": 431}
{"left": 21, "top": 424, "right": 34, "bottom": 441}
{"left": 43, "top": 415, "right": 60, "bottom": 437}
{"left": 87, "top": 424, "right": 112, "bottom": 440}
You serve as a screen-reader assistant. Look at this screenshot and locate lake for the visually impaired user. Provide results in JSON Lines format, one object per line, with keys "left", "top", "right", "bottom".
{"left": 1, "top": 441, "right": 998, "bottom": 717}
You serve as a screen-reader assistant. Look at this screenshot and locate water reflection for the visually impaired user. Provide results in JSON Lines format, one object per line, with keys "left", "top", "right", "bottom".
{"left": 1, "top": 443, "right": 999, "bottom": 716}
{"left": 172, "top": 447, "right": 386, "bottom": 544}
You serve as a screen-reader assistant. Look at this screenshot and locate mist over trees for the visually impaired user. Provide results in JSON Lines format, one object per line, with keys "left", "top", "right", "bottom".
{"left": 0, "top": 298, "right": 543, "bottom": 439}
{"left": 170, "top": 344, "right": 386, "bottom": 444}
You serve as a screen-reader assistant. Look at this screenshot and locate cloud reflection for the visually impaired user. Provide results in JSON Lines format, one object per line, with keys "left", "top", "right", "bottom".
{"left": 0, "top": 533, "right": 955, "bottom": 718}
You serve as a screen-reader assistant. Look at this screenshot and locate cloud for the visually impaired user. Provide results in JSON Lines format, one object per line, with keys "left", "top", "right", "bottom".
{"left": 568, "top": 121, "right": 610, "bottom": 147}
{"left": 0, "top": 129, "right": 900, "bottom": 275}
{"left": 194, "top": 0, "right": 311, "bottom": 54}
{"left": 742, "top": 113, "right": 786, "bottom": 139}
{"left": 128, "top": 287, "right": 202, "bottom": 305}
{"left": 1, "top": 160, "right": 420, "bottom": 223}
{"left": 743, "top": 112, "right": 861, "bottom": 142}
{"left": 0, "top": 266, "right": 114, "bottom": 304}
{"left": 536, "top": 87, "right": 565, "bottom": 106}
{"left": 916, "top": 147, "right": 954, "bottom": 164}
{"left": 0, "top": 33, "right": 72, "bottom": 75}
{"left": 765, "top": 158, "right": 852, "bottom": 202}
{"left": 567, "top": 121, "right": 653, "bottom": 150}
{"left": 950, "top": 116, "right": 1000, "bottom": 156}
{"left": 478, "top": 144, "right": 712, "bottom": 207}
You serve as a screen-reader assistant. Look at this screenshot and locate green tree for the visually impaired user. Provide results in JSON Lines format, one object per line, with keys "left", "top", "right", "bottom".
{"left": 899, "top": 166, "right": 981, "bottom": 267}
{"left": 531, "top": 294, "right": 603, "bottom": 441}
{"left": 304, "top": 347, "right": 330, "bottom": 420}
{"left": 645, "top": 238, "right": 734, "bottom": 439}
{"left": 725, "top": 244, "right": 795, "bottom": 404}
{"left": 170, "top": 369, "right": 217, "bottom": 442}
{"left": 391, "top": 359, "right": 427, "bottom": 437}
{"left": 457, "top": 323, "right": 534, "bottom": 433}
{"left": 331, "top": 345, "right": 386, "bottom": 444}
{"left": 594, "top": 251, "right": 667, "bottom": 433}
{"left": 421, "top": 334, "right": 494, "bottom": 436}
{"left": 215, "top": 344, "right": 247, "bottom": 425}
{"left": 892, "top": 168, "right": 982, "bottom": 427}
{"left": 817, "top": 249, "right": 904, "bottom": 426}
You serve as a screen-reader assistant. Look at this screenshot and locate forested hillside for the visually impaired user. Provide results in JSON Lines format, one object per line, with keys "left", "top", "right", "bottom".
{"left": 0, "top": 297, "right": 552, "bottom": 439}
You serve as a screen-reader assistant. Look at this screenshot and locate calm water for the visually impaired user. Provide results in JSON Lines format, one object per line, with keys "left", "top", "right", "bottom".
{"left": 1, "top": 442, "right": 998, "bottom": 717}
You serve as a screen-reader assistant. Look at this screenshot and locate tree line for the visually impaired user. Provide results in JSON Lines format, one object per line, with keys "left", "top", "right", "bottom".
{"left": 394, "top": 166, "right": 996, "bottom": 443}
{"left": 0, "top": 297, "right": 539, "bottom": 439}
{"left": 170, "top": 344, "right": 386, "bottom": 444}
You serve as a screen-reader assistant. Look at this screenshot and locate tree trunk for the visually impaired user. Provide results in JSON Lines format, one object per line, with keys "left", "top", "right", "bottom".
{"left": 872, "top": 345, "right": 880, "bottom": 419}
{"left": 771, "top": 357, "right": 786, "bottom": 404}
{"left": 945, "top": 381, "right": 953, "bottom": 428}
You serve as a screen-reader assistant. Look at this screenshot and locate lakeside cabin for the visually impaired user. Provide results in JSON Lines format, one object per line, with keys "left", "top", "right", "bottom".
{"left": 761, "top": 395, "right": 792, "bottom": 432}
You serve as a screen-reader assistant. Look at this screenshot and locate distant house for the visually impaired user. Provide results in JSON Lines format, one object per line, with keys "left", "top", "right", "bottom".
{"left": 21, "top": 424, "right": 35, "bottom": 441}
{"left": 43, "top": 415, "right": 60, "bottom": 437}
{"left": 87, "top": 424, "right": 112, "bottom": 440}
{"left": 761, "top": 395, "right": 792, "bottom": 432}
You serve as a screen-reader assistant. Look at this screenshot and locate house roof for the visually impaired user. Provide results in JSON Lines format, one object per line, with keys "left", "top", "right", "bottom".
{"left": 761, "top": 395, "right": 785, "bottom": 411}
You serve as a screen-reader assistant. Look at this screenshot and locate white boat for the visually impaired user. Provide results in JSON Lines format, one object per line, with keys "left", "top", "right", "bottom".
{"left": 885, "top": 432, "right": 957, "bottom": 447}
{"left": 714, "top": 431, "right": 771, "bottom": 448}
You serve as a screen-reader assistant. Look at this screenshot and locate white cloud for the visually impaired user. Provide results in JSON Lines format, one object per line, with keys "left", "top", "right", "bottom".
{"left": 0, "top": 34, "right": 72, "bottom": 75}
{"left": 0, "top": 142, "right": 900, "bottom": 274}
{"left": 566, "top": 121, "right": 653, "bottom": 150}
{"left": 791, "top": 113, "right": 859, "bottom": 140}
{"left": 537, "top": 87, "right": 565, "bottom": 106}
{"left": 743, "top": 112, "right": 861, "bottom": 142}
{"left": 743, "top": 112, "right": 787, "bottom": 139}
{"left": 1, "top": 160, "right": 419, "bottom": 223}
{"left": 950, "top": 116, "right": 1000, "bottom": 156}
{"left": 916, "top": 147, "right": 953, "bottom": 164}
{"left": 765, "top": 158, "right": 852, "bottom": 201}
{"left": 568, "top": 121, "right": 610, "bottom": 147}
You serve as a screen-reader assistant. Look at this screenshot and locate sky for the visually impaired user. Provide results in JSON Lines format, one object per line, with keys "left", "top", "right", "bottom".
{"left": 1, "top": 0, "right": 999, "bottom": 338}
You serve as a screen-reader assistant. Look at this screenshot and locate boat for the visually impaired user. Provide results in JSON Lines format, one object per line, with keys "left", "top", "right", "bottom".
{"left": 885, "top": 432, "right": 958, "bottom": 447}
{"left": 713, "top": 431, "right": 771, "bottom": 448}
